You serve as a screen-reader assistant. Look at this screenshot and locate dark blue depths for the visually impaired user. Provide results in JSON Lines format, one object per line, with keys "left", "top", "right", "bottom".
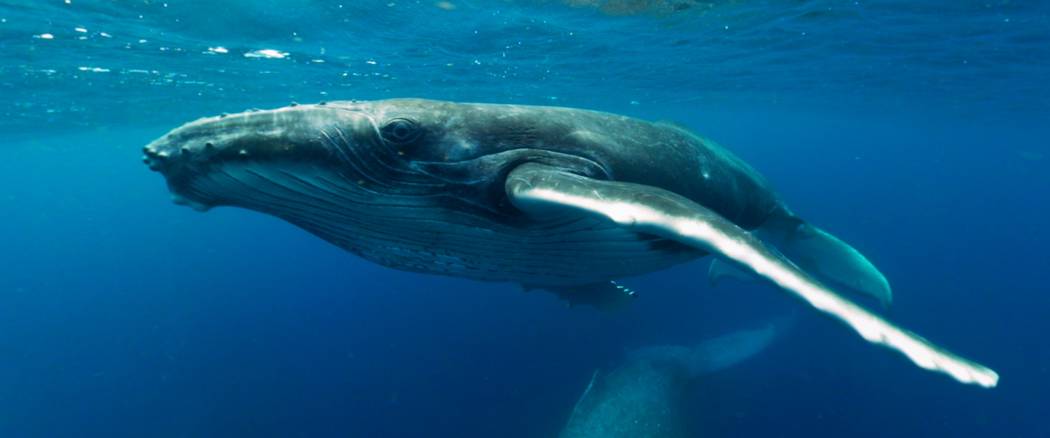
{"left": 0, "top": 1, "right": 1048, "bottom": 437}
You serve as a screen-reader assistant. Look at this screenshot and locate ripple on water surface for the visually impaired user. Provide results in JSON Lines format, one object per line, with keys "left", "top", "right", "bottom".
{"left": 0, "top": 0, "right": 1047, "bottom": 130}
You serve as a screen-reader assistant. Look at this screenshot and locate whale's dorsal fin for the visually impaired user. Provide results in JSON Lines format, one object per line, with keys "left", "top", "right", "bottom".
{"left": 505, "top": 163, "right": 998, "bottom": 388}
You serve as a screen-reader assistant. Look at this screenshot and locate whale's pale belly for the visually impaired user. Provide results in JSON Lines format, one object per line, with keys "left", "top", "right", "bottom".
{"left": 187, "top": 163, "right": 699, "bottom": 286}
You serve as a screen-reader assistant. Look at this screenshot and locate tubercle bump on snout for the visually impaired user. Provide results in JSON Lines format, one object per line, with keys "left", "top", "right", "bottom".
{"left": 142, "top": 136, "right": 226, "bottom": 174}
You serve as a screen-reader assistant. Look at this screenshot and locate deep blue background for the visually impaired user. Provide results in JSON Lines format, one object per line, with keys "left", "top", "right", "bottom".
{"left": 1, "top": 1, "right": 1048, "bottom": 437}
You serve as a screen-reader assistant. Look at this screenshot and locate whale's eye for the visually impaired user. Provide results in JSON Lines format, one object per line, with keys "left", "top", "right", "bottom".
{"left": 380, "top": 118, "right": 421, "bottom": 145}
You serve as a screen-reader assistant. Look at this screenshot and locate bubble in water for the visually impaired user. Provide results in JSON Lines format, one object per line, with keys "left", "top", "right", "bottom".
{"left": 244, "top": 49, "right": 288, "bottom": 59}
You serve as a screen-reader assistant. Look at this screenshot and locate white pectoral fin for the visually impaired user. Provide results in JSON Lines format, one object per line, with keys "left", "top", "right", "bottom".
{"left": 505, "top": 163, "right": 998, "bottom": 388}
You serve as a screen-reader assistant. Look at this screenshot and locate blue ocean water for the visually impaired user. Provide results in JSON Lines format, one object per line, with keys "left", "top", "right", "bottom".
{"left": 1, "top": 0, "right": 1048, "bottom": 436}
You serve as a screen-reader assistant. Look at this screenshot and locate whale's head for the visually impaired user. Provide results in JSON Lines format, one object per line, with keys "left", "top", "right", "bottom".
{"left": 144, "top": 103, "right": 374, "bottom": 211}
{"left": 145, "top": 99, "right": 607, "bottom": 212}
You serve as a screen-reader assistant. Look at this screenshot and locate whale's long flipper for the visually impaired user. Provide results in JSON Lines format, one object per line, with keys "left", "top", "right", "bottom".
{"left": 505, "top": 163, "right": 998, "bottom": 388}
{"left": 710, "top": 218, "right": 894, "bottom": 308}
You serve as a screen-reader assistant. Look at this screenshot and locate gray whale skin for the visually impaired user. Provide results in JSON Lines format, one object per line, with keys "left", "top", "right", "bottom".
{"left": 143, "top": 98, "right": 998, "bottom": 388}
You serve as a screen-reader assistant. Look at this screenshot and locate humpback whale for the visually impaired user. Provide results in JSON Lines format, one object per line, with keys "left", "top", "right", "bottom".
{"left": 560, "top": 320, "right": 783, "bottom": 438}
{"left": 143, "top": 98, "right": 997, "bottom": 387}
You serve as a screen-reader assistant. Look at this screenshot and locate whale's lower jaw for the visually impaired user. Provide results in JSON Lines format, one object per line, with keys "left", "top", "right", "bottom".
{"left": 182, "top": 162, "right": 700, "bottom": 286}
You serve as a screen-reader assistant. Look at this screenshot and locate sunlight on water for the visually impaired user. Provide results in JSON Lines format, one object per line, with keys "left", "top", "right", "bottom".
{"left": 1, "top": 0, "right": 1047, "bottom": 131}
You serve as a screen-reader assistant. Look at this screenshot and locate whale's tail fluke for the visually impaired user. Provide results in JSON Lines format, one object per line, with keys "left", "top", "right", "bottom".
{"left": 627, "top": 315, "right": 791, "bottom": 379}
{"left": 684, "top": 314, "right": 792, "bottom": 377}
{"left": 562, "top": 319, "right": 790, "bottom": 437}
